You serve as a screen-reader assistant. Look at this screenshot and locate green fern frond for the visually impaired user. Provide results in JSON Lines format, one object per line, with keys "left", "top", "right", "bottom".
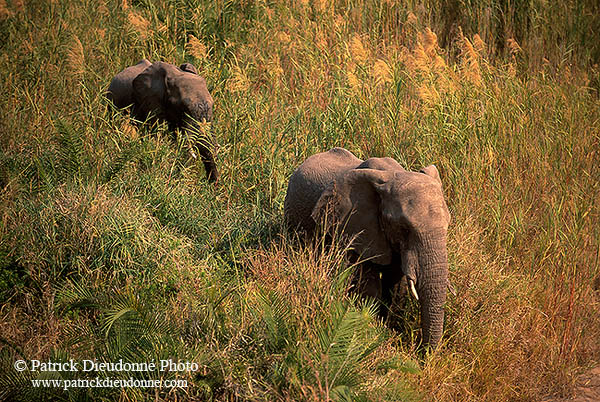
{"left": 313, "top": 298, "right": 386, "bottom": 391}
{"left": 249, "top": 287, "right": 295, "bottom": 353}
{"left": 103, "top": 141, "right": 141, "bottom": 183}
{"left": 56, "top": 279, "right": 99, "bottom": 310}
{"left": 54, "top": 119, "right": 87, "bottom": 179}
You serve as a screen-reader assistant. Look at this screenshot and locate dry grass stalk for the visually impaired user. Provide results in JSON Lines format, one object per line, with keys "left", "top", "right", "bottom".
{"left": 460, "top": 35, "right": 482, "bottom": 86}
{"left": 267, "top": 54, "right": 284, "bottom": 80}
{"left": 372, "top": 58, "right": 393, "bottom": 86}
{"left": 186, "top": 34, "right": 207, "bottom": 60}
{"left": 67, "top": 35, "right": 85, "bottom": 78}
{"left": 422, "top": 27, "right": 438, "bottom": 56}
{"left": 314, "top": 28, "right": 327, "bottom": 51}
{"left": 128, "top": 11, "right": 150, "bottom": 39}
{"left": 334, "top": 13, "right": 345, "bottom": 31}
{"left": 228, "top": 64, "right": 250, "bottom": 92}
{"left": 120, "top": 120, "right": 137, "bottom": 140}
{"left": 12, "top": 0, "right": 24, "bottom": 13}
{"left": 349, "top": 34, "right": 368, "bottom": 65}
{"left": 0, "top": 0, "right": 13, "bottom": 19}
{"left": 346, "top": 69, "right": 360, "bottom": 93}
{"left": 20, "top": 35, "right": 33, "bottom": 54}
{"left": 507, "top": 62, "right": 517, "bottom": 78}
{"left": 507, "top": 38, "right": 522, "bottom": 56}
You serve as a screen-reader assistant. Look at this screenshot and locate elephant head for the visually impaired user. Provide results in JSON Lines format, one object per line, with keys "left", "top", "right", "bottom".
{"left": 131, "top": 61, "right": 218, "bottom": 182}
{"left": 311, "top": 162, "right": 451, "bottom": 348}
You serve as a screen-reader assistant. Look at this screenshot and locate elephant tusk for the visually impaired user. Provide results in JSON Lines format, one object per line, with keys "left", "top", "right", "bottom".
{"left": 408, "top": 279, "right": 419, "bottom": 301}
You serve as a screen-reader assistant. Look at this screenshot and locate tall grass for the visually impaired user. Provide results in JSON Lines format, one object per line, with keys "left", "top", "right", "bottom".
{"left": 0, "top": 0, "right": 599, "bottom": 400}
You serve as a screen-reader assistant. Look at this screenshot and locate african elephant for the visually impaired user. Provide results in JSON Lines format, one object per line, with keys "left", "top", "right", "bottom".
{"left": 284, "top": 147, "right": 451, "bottom": 348}
{"left": 106, "top": 60, "right": 218, "bottom": 182}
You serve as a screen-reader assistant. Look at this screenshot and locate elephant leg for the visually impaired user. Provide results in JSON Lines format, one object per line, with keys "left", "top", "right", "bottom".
{"left": 380, "top": 266, "right": 404, "bottom": 321}
{"left": 351, "top": 262, "right": 382, "bottom": 303}
{"left": 195, "top": 141, "right": 219, "bottom": 183}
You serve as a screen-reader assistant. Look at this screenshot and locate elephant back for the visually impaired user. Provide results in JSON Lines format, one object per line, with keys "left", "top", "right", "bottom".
{"left": 284, "top": 147, "right": 362, "bottom": 234}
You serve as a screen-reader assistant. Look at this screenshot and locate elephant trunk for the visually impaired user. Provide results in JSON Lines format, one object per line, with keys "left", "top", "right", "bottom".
{"left": 183, "top": 115, "right": 219, "bottom": 183}
{"left": 415, "top": 229, "right": 448, "bottom": 349}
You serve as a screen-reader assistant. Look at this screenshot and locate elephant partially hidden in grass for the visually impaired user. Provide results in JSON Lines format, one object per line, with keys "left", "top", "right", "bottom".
{"left": 284, "top": 147, "right": 451, "bottom": 348}
{"left": 106, "top": 59, "right": 218, "bottom": 183}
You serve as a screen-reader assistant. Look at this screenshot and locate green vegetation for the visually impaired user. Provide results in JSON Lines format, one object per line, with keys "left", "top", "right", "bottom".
{"left": 0, "top": 0, "right": 599, "bottom": 400}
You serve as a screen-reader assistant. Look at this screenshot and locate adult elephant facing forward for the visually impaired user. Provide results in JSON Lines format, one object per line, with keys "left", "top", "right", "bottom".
{"left": 284, "top": 147, "right": 451, "bottom": 348}
{"left": 107, "top": 60, "right": 218, "bottom": 182}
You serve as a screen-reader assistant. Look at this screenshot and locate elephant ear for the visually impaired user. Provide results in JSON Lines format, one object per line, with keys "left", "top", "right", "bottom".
{"left": 419, "top": 164, "right": 451, "bottom": 225}
{"left": 165, "top": 70, "right": 213, "bottom": 120}
{"left": 419, "top": 164, "right": 442, "bottom": 186}
{"left": 311, "top": 169, "right": 394, "bottom": 265}
{"left": 179, "top": 63, "right": 198, "bottom": 74}
{"left": 131, "top": 63, "right": 168, "bottom": 121}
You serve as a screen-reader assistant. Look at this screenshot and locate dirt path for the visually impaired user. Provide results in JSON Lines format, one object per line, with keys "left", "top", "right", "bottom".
{"left": 571, "top": 368, "right": 600, "bottom": 402}
{"left": 543, "top": 368, "right": 600, "bottom": 402}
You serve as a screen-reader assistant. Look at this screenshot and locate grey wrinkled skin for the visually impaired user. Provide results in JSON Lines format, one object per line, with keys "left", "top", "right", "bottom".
{"left": 284, "top": 147, "right": 451, "bottom": 348}
{"left": 106, "top": 60, "right": 218, "bottom": 183}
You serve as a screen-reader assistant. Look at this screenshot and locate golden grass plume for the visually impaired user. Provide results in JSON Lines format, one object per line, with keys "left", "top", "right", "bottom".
{"left": 473, "top": 33, "right": 486, "bottom": 54}
{"left": 312, "top": 0, "right": 329, "bottom": 13}
{"left": 422, "top": 27, "right": 438, "bottom": 56}
{"left": 120, "top": 120, "right": 138, "bottom": 140}
{"left": 460, "top": 34, "right": 482, "bottom": 86}
{"left": 349, "top": 34, "right": 369, "bottom": 65}
{"left": 406, "top": 12, "right": 418, "bottom": 26}
{"left": 96, "top": 0, "right": 108, "bottom": 16}
{"left": 128, "top": 11, "right": 150, "bottom": 39}
{"left": 186, "top": 34, "right": 208, "bottom": 60}
{"left": 417, "top": 83, "right": 440, "bottom": 106}
{"left": 372, "top": 59, "right": 393, "bottom": 86}
{"left": 277, "top": 31, "right": 291, "bottom": 45}
{"left": 95, "top": 28, "right": 106, "bottom": 40}
{"left": 67, "top": 35, "right": 85, "bottom": 78}
{"left": 227, "top": 64, "right": 250, "bottom": 92}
